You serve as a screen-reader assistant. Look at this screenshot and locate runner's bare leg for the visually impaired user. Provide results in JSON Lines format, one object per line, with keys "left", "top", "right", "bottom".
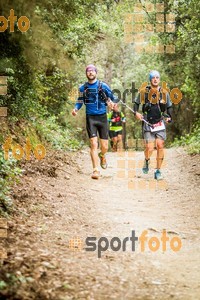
{"left": 99, "top": 139, "right": 108, "bottom": 155}
{"left": 144, "top": 139, "right": 154, "bottom": 160}
{"left": 112, "top": 136, "right": 118, "bottom": 151}
{"left": 90, "top": 137, "right": 99, "bottom": 169}
{"left": 156, "top": 138, "right": 165, "bottom": 169}
{"left": 117, "top": 134, "right": 123, "bottom": 151}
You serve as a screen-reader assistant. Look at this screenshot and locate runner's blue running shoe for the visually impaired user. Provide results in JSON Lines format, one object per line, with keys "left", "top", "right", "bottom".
{"left": 142, "top": 159, "right": 149, "bottom": 174}
{"left": 154, "top": 169, "right": 163, "bottom": 180}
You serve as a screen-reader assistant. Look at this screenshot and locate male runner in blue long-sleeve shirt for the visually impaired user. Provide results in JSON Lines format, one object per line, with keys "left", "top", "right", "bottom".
{"left": 72, "top": 64, "right": 114, "bottom": 179}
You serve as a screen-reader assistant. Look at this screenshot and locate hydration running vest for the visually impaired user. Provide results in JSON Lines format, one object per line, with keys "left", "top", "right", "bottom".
{"left": 83, "top": 80, "right": 108, "bottom": 103}
{"left": 142, "top": 86, "right": 167, "bottom": 124}
{"left": 110, "top": 111, "right": 123, "bottom": 127}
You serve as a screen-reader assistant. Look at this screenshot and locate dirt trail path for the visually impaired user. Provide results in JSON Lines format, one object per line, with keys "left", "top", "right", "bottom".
{"left": 1, "top": 148, "right": 200, "bottom": 300}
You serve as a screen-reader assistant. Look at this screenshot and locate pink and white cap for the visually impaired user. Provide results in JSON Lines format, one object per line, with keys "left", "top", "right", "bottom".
{"left": 86, "top": 64, "right": 97, "bottom": 73}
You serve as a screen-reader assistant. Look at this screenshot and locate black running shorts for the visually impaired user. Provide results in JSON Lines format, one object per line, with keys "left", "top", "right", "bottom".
{"left": 109, "top": 130, "right": 123, "bottom": 138}
{"left": 86, "top": 114, "right": 108, "bottom": 139}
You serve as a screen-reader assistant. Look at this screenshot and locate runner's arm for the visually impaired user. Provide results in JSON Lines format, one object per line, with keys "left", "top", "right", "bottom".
{"left": 102, "top": 83, "right": 115, "bottom": 102}
{"left": 71, "top": 87, "right": 84, "bottom": 115}
{"left": 101, "top": 82, "right": 115, "bottom": 109}
{"left": 134, "top": 94, "right": 143, "bottom": 120}
{"left": 165, "top": 93, "right": 173, "bottom": 122}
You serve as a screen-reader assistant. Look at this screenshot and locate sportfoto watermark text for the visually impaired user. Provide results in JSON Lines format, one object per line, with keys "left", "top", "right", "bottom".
{"left": 0, "top": 9, "right": 30, "bottom": 33}
{"left": 69, "top": 229, "right": 182, "bottom": 258}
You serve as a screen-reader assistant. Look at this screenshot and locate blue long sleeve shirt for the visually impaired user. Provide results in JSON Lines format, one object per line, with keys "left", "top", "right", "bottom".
{"left": 74, "top": 80, "right": 114, "bottom": 115}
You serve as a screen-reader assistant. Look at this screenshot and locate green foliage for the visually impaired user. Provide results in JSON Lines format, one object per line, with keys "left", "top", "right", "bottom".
{"left": 34, "top": 68, "right": 70, "bottom": 116}
{"left": 0, "top": 280, "right": 7, "bottom": 290}
{"left": 0, "top": 152, "right": 21, "bottom": 216}
{"left": 0, "top": 272, "right": 34, "bottom": 293}
{"left": 34, "top": 116, "right": 83, "bottom": 150}
{"left": 1, "top": 0, "right": 199, "bottom": 217}
{"left": 172, "top": 124, "right": 200, "bottom": 154}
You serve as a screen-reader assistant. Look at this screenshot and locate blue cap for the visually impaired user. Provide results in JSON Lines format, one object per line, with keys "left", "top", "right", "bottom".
{"left": 149, "top": 70, "right": 160, "bottom": 81}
